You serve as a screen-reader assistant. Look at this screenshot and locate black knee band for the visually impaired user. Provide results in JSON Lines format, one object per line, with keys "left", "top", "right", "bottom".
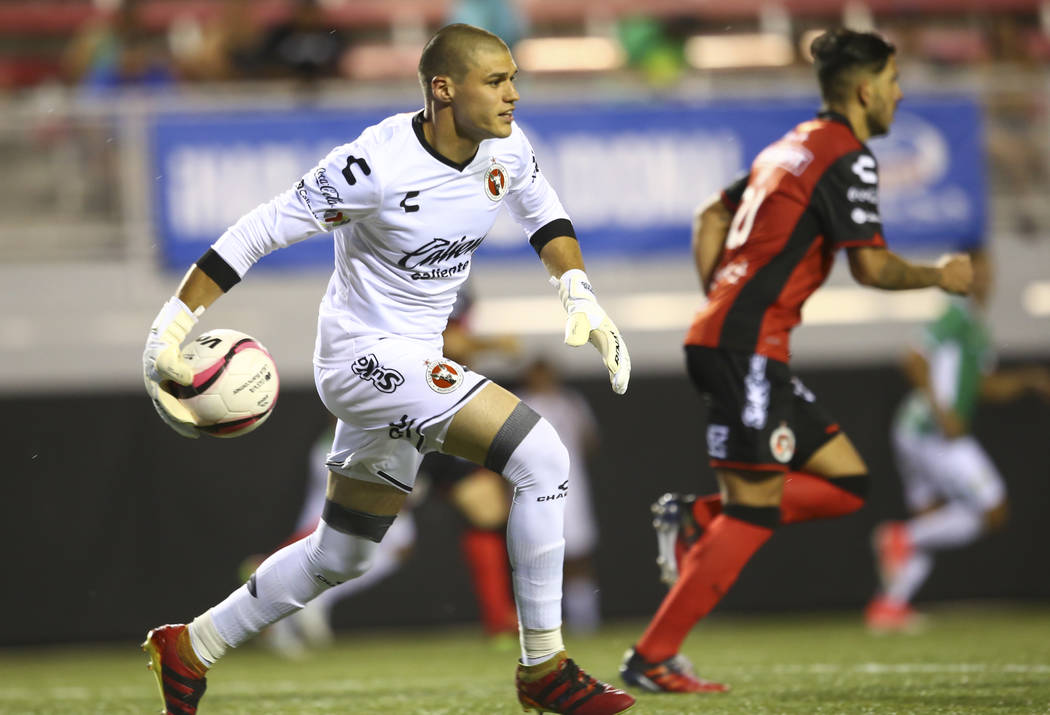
{"left": 828, "top": 474, "right": 869, "bottom": 499}
{"left": 322, "top": 499, "right": 396, "bottom": 543}
{"left": 484, "top": 402, "right": 541, "bottom": 473}
{"left": 724, "top": 504, "right": 781, "bottom": 530}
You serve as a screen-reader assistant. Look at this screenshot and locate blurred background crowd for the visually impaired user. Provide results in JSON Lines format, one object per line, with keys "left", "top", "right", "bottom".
{"left": 1, "top": 0, "right": 1049, "bottom": 261}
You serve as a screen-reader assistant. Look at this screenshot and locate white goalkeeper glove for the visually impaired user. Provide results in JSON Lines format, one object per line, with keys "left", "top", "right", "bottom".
{"left": 552, "top": 269, "right": 631, "bottom": 395}
{"left": 143, "top": 296, "right": 201, "bottom": 438}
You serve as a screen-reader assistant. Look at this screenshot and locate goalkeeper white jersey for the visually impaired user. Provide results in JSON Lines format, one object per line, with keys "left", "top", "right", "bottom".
{"left": 210, "top": 110, "right": 570, "bottom": 367}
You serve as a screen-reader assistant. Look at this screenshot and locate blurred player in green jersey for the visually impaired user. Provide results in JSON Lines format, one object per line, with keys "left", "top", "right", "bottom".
{"left": 867, "top": 249, "right": 1050, "bottom": 632}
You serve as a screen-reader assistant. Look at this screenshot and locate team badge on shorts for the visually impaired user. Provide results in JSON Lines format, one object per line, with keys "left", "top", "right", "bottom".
{"left": 484, "top": 161, "right": 509, "bottom": 201}
{"left": 425, "top": 360, "right": 463, "bottom": 393}
{"left": 770, "top": 422, "right": 796, "bottom": 463}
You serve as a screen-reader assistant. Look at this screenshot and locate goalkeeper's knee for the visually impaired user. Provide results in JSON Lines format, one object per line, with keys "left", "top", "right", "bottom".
{"left": 485, "top": 404, "right": 569, "bottom": 496}
{"left": 306, "top": 501, "right": 392, "bottom": 582}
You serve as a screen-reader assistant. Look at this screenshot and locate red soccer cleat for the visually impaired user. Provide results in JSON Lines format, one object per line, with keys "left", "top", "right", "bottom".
{"left": 516, "top": 653, "right": 635, "bottom": 714}
{"left": 619, "top": 647, "right": 729, "bottom": 693}
{"left": 872, "top": 521, "right": 913, "bottom": 590}
{"left": 865, "top": 596, "right": 925, "bottom": 634}
{"left": 142, "top": 624, "right": 208, "bottom": 714}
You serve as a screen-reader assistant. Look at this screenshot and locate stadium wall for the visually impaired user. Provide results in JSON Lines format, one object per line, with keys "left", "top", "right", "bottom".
{"left": 3, "top": 365, "right": 1048, "bottom": 646}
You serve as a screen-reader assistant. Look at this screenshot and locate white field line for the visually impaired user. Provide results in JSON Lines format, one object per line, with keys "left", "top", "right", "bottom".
{"left": 766, "top": 663, "right": 1050, "bottom": 674}
{"left": 1, "top": 665, "right": 1048, "bottom": 701}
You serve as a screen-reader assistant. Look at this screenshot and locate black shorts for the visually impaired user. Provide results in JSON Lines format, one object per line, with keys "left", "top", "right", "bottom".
{"left": 685, "top": 345, "right": 839, "bottom": 473}
{"left": 419, "top": 452, "right": 483, "bottom": 491}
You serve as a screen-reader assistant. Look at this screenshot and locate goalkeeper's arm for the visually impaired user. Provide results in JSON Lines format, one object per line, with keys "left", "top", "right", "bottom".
{"left": 147, "top": 250, "right": 233, "bottom": 385}
{"left": 142, "top": 250, "right": 238, "bottom": 437}
{"left": 173, "top": 260, "right": 227, "bottom": 316}
{"left": 538, "top": 235, "right": 631, "bottom": 395}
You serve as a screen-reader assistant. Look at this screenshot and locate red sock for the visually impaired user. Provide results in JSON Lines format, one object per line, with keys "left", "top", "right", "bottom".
{"left": 690, "top": 494, "right": 723, "bottom": 528}
{"left": 637, "top": 514, "right": 773, "bottom": 662}
{"left": 461, "top": 528, "right": 518, "bottom": 635}
{"left": 689, "top": 473, "right": 863, "bottom": 528}
{"left": 675, "top": 495, "right": 723, "bottom": 564}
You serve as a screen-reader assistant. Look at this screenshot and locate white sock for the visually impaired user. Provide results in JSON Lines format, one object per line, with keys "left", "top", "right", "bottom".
{"left": 886, "top": 549, "right": 933, "bottom": 604}
{"left": 907, "top": 503, "right": 983, "bottom": 550}
{"left": 324, "top": 532, "right": 405, "bottom": 600}
{"left": 208, "top": 520, "right": 378, "bottom": 650}
{"left": 563, "top": 576, "right": 600, "bottom": 634}
{"left": 500, "top": 418, "right": 569, "bottom": 662}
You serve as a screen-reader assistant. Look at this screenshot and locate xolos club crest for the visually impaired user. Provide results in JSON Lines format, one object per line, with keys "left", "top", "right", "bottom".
{"left": 425, "top": 360, "right": 463, "bottom": 393}
{"left": 483, "top": 161, "right": 509, "bottom": 201}
{"left": 769, "top": 422, "right": 796, "bottom": 463}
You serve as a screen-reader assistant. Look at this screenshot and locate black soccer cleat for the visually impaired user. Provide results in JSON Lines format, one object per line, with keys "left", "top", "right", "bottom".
{"left": 619, "top": 647, "right": 728, "bottom": 693}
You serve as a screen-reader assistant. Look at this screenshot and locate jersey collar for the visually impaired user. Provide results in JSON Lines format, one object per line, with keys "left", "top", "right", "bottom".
{"left": 816, "top": 109, "right": 861, "bottom": 140}
{"left": 412, "top": 111, "right": 477, "bottom": 172}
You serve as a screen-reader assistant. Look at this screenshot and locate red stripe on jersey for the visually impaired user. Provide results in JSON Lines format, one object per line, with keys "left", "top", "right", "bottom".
{"left": 837, "top": 235, "right": 887, "bottom": 247}
{"left": 709, "top": 459, "right": 787, "bottom": 473}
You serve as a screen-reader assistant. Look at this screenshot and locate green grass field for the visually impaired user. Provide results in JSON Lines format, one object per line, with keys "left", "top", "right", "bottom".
{"left": 2, "top": 604, "right": 1048, "bottom": 714}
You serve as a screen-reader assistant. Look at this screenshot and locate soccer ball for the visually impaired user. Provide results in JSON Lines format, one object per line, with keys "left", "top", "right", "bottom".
{"left": 165, "top": 329, "right": 279, "bottom": 438}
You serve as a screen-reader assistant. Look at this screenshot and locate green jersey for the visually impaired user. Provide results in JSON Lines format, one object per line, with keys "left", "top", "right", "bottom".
{"left": 895, "top": 299, "right": 993, "bottom": 436}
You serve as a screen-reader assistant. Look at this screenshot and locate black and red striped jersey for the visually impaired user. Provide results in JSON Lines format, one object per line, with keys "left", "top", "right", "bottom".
{"left": 686, "top": 111, "right": 887, "bottom": 363}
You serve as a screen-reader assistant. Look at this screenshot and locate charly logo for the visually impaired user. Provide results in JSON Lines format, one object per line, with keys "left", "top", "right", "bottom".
{"left": 741, "top": 354, "right": 770, "bottom": 429}
{"left": 484, "top": 161, "right": 509, "bottom": 201}
{"left": 791, "top": 376, "right": 816, "bottom": 403}
{"left": 425, "top": 360, "right": 463, "bottom": 393}
{"left": 537, "top": 479, "right": 569, "bottom": 502}
{"left": 706, "top": 424, "right": 729, "bottom": 459}
{"left": 770, "top": 422, "right": 796, "bottom": 463}
{"left": 388, "top": 414, "right": 417, "bottom": 440}
{"left": 352, "top": 354, "right": 404, "bottom": 393}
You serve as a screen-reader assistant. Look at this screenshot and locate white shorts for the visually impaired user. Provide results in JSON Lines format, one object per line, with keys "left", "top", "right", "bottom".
{"left": 892, "top": 430, "right": 1006, "bottom": 513}
{"left": 314, "top": 335, "right": 489, "bottom": 493}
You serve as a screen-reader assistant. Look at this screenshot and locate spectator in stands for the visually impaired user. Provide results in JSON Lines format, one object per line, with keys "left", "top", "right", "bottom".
{"left": 982, "top": 15, "right": 1049, "bottom": 238}
{"left": 167, "top": 0, "right": 264, "bottom": 82}
{"left": 251, "top": 0, "right": 346, "bottom": 84}
{"left": 63, "top": 0, "right": 176, "bottom": 94}
{"left": 447, "top": 0, "right": 529, "bottom": 50}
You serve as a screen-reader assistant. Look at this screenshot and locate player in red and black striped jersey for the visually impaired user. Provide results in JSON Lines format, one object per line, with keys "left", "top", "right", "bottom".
{"left": 620, "top": 28, "right": 974, "bottom": 695}
{"left": 688, "top": 114, "right": 888, "bottom": 362}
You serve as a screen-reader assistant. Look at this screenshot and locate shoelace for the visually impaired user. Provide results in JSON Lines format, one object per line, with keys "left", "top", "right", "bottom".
{"left": 644, "top": 659, "right": 690, "bottom": 685}
{"left": 561, "top": 660, "right": 595, "bottom": 692}
{"left": 539, "top": 659, "right": 600, "bottom": 708}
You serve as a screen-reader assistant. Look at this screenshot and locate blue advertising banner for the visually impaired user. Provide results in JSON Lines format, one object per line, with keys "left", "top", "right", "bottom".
{"left": 149, "top": 96, "right": 985, "bottom": 270}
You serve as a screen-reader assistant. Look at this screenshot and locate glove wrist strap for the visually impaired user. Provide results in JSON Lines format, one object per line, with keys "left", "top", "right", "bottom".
{"left": 553, "top": 268, "right": 596, "bottom": 309}
{"left": 152, "top": 296, "right": 199, "bottom": 344}
{"left": 555, "top": 267, "right": 588, "bottom": 286}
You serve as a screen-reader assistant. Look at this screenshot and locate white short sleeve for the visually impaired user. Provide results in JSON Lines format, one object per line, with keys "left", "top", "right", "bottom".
{"left": 503, "top": 126, "right": 571, "bottom": 237}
